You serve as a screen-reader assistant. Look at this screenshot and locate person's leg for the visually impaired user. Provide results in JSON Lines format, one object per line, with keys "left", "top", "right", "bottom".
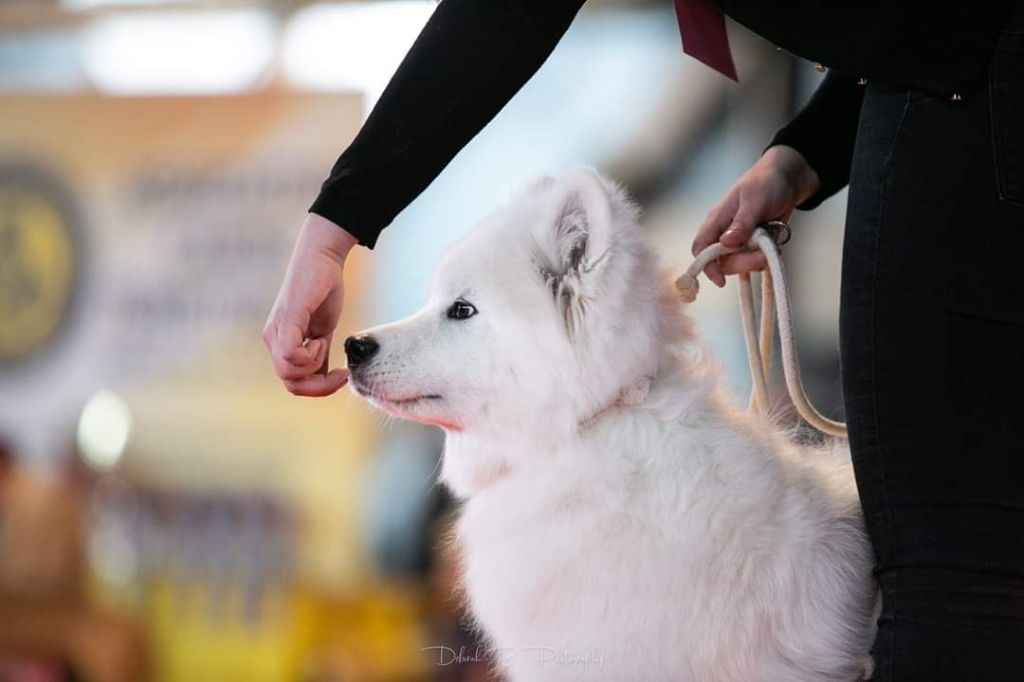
{"left": 841, "top": 18, "right": 1024, "bottom": 680}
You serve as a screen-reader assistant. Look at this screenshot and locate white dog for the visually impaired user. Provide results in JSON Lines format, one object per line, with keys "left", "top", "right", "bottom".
{"left": 344, "top": 169, "right": 878, "bottom": 681}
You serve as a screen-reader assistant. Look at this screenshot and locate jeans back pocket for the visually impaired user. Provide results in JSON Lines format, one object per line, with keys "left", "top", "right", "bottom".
{"left": 990, "top": 29, "right": 1024, "bottom": 207}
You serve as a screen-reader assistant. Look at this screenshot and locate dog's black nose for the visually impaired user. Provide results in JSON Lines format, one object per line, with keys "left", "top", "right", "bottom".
{"left": 344, "top": 335, "right": 379, "bottom": 367}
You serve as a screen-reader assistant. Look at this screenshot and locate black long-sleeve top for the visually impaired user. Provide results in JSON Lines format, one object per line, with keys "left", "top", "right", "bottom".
{"left": 310, "top": 0, "right": 1018, "bottom": 249}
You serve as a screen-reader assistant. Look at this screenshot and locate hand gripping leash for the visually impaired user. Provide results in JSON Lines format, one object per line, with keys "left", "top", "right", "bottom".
{"left": 675, "top": 221, "right": 848, "bottom": 438}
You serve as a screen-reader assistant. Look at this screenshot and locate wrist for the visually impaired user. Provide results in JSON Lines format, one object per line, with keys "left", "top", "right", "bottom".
{"left": 303, "top": 212, "right": 359, "bottom": 263}
{"left": 762, "top": 144, "right": 821, "bottom": 206}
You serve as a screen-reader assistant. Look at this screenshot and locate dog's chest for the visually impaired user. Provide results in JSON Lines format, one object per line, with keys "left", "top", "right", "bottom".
{"left": 454, "top": 478, "right": 626, "bottom": 642}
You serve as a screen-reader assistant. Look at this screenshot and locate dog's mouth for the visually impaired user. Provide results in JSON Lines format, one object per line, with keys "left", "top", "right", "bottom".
{"left": 351, "top": 380, "right": 442, "bottom": 407}
{"left": 350, "top": 377, "right": 459, "bottom": 429}
{"left": 373, "top": 392, "right": 443, "bottom": 406}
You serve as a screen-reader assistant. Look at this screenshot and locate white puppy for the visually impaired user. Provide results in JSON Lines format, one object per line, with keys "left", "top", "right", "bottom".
{"left": 345, "top": 169, "right": 878, "bottom": 681}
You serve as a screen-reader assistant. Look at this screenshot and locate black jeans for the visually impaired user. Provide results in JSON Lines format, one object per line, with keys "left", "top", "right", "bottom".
{"left": 840, "top": 9, "right": 1024, "bottom": 680}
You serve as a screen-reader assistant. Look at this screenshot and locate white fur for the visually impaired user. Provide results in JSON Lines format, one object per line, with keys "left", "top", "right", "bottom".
{"left": 348, "top": 169, "right": 878, "bottom": 681}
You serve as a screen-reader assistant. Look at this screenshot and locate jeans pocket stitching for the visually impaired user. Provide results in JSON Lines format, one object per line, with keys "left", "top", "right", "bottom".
{"left": 866, "top": 89, "right": 913, "bottom": 576}
{"left": 990, "top": 34, "right": 1024, "bottom": 208}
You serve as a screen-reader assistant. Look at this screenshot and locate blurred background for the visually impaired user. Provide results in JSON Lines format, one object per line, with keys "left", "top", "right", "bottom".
{"left": 0, "top": 0, "right": 849, "bottom": 680}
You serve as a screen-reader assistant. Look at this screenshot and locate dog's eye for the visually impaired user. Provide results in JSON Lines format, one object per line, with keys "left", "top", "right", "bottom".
{"left": 446, "top": 299, "right": 477, "bottom": 320}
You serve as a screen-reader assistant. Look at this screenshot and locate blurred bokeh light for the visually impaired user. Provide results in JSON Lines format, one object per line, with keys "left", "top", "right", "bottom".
{"left": 81, "top": 10, "right": 277, "bottom": 94}
{"left": 77, "top": 389, "right": 132, "bottom": 472}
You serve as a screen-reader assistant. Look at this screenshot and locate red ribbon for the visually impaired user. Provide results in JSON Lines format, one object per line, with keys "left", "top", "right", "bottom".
{"left": 673, "top": 0, "right": 738, "bottom": 81}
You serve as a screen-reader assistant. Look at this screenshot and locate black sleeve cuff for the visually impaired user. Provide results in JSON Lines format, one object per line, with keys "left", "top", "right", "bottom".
{"left": 764, "top": 70, "right": 866, "bottom": 211}
{"left": 309, "top": 162, "right": 395, "bottom": 250}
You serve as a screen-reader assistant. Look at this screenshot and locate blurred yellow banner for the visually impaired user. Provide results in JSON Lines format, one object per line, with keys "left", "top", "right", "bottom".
{"left": 0, "top": 91, "right": 382, "bottom": 591}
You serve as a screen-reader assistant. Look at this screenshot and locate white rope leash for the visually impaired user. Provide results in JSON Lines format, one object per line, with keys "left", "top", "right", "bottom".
{"left": 675, "top": 222, "right": 848, "bottom": 438}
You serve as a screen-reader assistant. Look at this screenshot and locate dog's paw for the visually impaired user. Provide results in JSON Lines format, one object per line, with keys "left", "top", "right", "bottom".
{"left": 859, "top": 652, "right": 875, "bottom": 680}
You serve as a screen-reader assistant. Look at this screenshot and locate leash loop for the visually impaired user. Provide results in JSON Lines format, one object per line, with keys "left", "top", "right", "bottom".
{"left": 676, "top": 222, "right": 848, "bottom": 438}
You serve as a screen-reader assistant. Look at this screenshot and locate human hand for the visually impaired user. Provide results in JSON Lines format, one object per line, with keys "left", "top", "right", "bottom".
{"left": 263, "top": 213, "right": 358, "bottom": 396}
{"left": 691, "top": 145, "right": 820, "bottom": 287}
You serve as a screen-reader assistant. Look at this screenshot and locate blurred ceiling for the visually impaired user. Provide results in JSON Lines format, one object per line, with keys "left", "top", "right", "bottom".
{"left": 1, "top": 0, "right": 672, "bottom": 30}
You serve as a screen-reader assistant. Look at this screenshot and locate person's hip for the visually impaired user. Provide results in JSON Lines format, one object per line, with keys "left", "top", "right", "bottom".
{"left": 845, "top": 45, "right": 1024, "bottom": 327}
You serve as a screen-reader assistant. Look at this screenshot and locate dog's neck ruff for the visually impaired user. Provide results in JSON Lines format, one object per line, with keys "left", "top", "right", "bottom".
{"left": 577, "top": 373, "right": 655, "bottom": 430}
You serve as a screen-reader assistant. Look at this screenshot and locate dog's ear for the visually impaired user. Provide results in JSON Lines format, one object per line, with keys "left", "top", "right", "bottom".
{"left": 524, "top": 174, "right": 556, "bottom": 194}
{"left": 531, "top": 168, "right": 616, "bottom": 337}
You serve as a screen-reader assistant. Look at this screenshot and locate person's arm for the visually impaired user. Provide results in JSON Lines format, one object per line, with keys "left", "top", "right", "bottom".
{"left": 309, "top": 0, "right": 587, "bottom": 249}
{"left": 764, "top": 70, "right": 866, "bottom": 210}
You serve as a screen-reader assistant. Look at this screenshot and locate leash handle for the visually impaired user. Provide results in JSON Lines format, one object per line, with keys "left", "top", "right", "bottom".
{"left": 676, "top": 223, "right": 848, "bottom": 439}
